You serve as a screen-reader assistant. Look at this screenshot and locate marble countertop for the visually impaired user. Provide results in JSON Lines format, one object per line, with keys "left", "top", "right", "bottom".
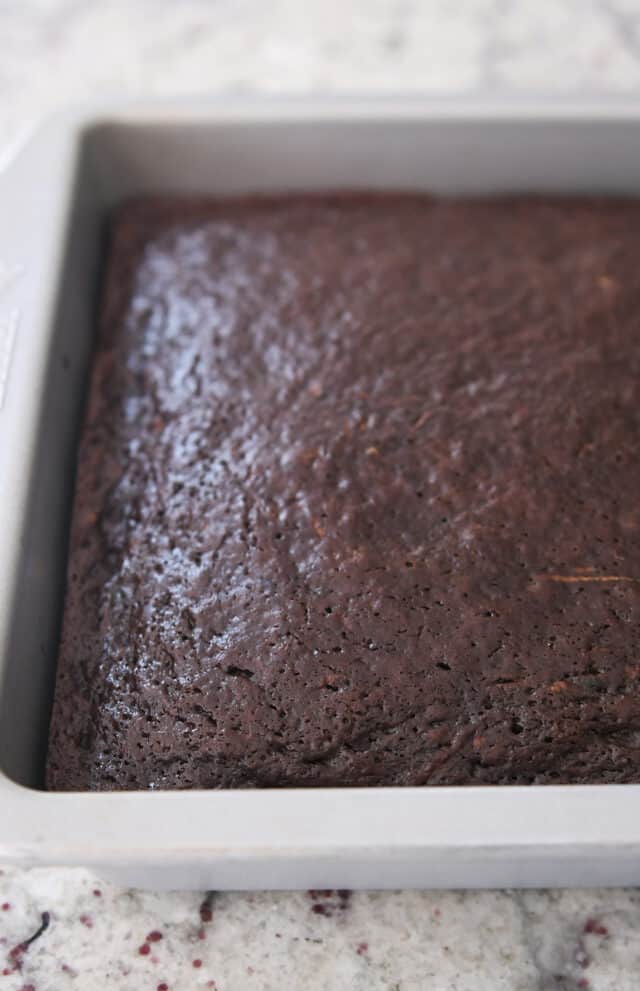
{"left": 3, "top": 1, "right": 640, "bottom": 988}
{"left": 2, "top": 867, "right": 640, "bottom": 991}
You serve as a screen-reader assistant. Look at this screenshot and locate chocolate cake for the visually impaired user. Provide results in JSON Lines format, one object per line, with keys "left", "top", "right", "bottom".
{"left": 46, "top": 194, "right": 640, "bottom": 791}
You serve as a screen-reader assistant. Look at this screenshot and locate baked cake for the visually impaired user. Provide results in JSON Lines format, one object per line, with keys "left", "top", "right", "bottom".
{"left": 47, "top": 194, "right": 640, "bottom": 790}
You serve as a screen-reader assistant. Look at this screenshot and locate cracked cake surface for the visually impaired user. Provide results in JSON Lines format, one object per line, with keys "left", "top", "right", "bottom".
{"left": 47, "top": 193, "right": 640, "bottom": 790}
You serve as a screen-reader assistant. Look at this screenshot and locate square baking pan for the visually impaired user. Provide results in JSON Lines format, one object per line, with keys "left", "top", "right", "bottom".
{"left": 2, "top": 97, "right": 640, "bottom": 890}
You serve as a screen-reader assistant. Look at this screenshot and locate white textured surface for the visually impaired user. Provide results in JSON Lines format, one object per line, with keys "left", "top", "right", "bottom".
{"left": 2, "top": 0, "right": 640, "bottom": 988}
{"left": 3, "top": 0, "right": 640, "bottom": 153}
{"left": 3, "top": 866, "right": 640, "bottom": 990}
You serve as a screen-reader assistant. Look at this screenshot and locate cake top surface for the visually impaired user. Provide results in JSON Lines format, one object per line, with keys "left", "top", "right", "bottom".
{"left": 47, "top": 194, "right": 640, "bottom": 790}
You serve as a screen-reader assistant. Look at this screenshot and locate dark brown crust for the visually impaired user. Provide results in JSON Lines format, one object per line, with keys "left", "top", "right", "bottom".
{"left": 47, "top": 194, "right": 640, "bottom": 791}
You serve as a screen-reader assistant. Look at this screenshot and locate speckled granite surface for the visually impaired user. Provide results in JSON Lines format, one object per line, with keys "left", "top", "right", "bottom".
{"left": 4, "top": 0, "right": 640, "bottom": 157}
{"left": 3, "top": 0, "right": 640, "bottom": 988}
{"left": 3, "top": 867, "right": 640, "bottom": 990}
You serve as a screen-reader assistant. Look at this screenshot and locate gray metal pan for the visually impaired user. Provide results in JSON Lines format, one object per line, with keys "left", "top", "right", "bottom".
{"left": 1, "top": 97, "right": 640, "bottom": 889}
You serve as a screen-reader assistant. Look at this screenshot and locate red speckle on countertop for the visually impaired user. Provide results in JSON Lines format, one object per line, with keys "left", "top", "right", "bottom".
{"left": 584, "top": 918, "right": 609, "bottom": 937}
{"left": 206, "top": 982, "right": 217, "bottom": 989}
{"left": 1, "top": 903, "right": 10, "bottom": 911}
{"left": 157, "top": 983, "right": 169, "bottom": 991}
{"left": 138, "top": 943, "right": 151, "bottom": 956}
{"left": 197, "top": 928, "right": 206, "bottom": 940}
{"left": 193, "top": 959, "right": 202, "bottom": 968}
{"left": 2, "top": 968, "right": 12, "bottom": 976}
{"left": 200, "top": 903, "right": 213, "bottom": 923}
{"left": 92, "top": 889, "right": 102, "bottom": 898}
{"left": 309, "top": 889, "right": 351, "bottom": 917}
{"left": 356, "top": 942, "right": 368, "bottom": 956}
{"left": 434, "top": 908, "right": 441, "bottom": 918}
{"left": 79, "top": 914, "right": 93, "bottom": 928}
{"left": 8, "top": 942, "right": 29, "bottom": 971}
{"left": 578, "top": 980, "right": 590, "bottom": 989}
{"left": 17, "top": 984, "right": 35, "bottom": 991}
{"left": 147, "top": 931, "right": 163, "bottom": 942}
{"left": 61, "top": 963, "right": 77, "bottom": 975}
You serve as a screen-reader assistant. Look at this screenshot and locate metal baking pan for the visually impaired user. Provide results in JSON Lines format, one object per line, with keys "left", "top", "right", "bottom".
{"left": 2, "top": 97, "right": 640, "bottom": 890}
